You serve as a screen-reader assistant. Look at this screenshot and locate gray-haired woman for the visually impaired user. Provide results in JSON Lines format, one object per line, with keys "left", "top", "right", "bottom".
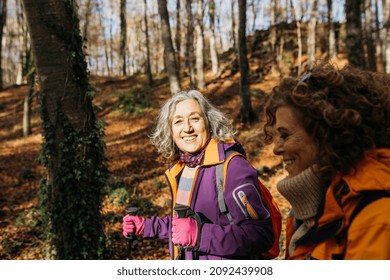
{"left": 123, "top": 90, "right": 278, "bottom": 260}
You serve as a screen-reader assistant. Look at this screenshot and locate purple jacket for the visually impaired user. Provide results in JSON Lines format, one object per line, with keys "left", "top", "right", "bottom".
{"left": 143, "top": 138, "right": 274, "bottom": 259}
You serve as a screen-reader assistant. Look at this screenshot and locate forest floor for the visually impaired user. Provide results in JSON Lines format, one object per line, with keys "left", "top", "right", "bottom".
{"left": 0, "top": 50, "right": 348, "bottom": 259}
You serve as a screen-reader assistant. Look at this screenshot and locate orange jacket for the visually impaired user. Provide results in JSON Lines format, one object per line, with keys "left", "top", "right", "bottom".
{"left": 285, "top": 149, "right": 390, "bottom": 260}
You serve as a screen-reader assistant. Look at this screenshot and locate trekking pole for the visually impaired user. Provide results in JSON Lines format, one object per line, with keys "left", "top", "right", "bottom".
{"left": 173, "top": 204, "right": 189, "bottom": 260}
{"left": 125, "top": 206, "right": 139, "bottom": 260}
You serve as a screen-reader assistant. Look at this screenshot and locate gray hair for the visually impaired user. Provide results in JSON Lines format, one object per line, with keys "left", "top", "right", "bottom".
{"left": 150, "top": 90, "right": 236, "bottom": 159}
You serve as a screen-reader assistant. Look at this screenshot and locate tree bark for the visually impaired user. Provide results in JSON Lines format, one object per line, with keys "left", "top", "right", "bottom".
{"left": 120, "top": 0, "right": 127, "bottom": 75}
{"left": 185, "top": 0, "right": 196, "bottom": 88}
{"left": 23, "top": 68, "right": 34, "bottom": 137}
{"left": 0, "top": 0, "right": 7, "bottom": 90}
{"left": 22, "top": 0, "right": 107, "bottom": 259}
{"left": 195, "top": 0, "right": 205, "bottom": 89}
{"left": 346, "top": 0, "right": 366, "bottom": 68}
{"left": 231, "top": 0, "right": 237, "bottom": 53}
{"left": 364, "top": 0, "right": 377, "bottom": 71}
{"left": 238, "top": 0, "right": 254, "bottom": 123}
{"left": 290, "top": 0, "right": 302, "bottom": 75}
{"left": 383, "top": 0, "right": 390, "bottom": 73}
{"left": 327, "top": 0, "right": 337, "bottom": 59}
{"left": 143, "top": 0, "right": 153, "bottom": 85}
{"left": 158, "top": 0, "right": 181, "bottom": 94}
{"left": 209, "top": 0, "right": 219, "bottom": 76}
{"left": 374, "top": 0, "right": 384, "bottom": 71}
{"left": 307, "top": 0, "right": 318, "bottom": 70}
{"left": 176, "top": 0, "right": 181, "bottom": 72}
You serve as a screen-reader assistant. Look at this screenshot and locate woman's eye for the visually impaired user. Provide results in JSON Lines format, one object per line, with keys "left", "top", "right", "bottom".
{"left": 173, "top": 119, "right": 183, "bottom": 125}
{"left": 190, "top": 117, "right": 200, "bottom": 122}
{"left": 280, "top": 133, "right": 289, "bottom": 139}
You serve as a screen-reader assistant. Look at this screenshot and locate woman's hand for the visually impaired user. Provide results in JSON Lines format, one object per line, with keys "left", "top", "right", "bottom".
{"left": 122, "top": 215, "right": 145, "bottom": 237}
{"left": 172, "top": 216, "right": 198, "bottom": 247}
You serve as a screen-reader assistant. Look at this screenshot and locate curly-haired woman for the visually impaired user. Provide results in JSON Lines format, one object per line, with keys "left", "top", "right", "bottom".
{"left": 263, "top": 61, "right": 390, "bottom": 259}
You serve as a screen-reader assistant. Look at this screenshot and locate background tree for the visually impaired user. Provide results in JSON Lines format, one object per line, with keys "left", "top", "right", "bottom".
{"left": 363, "top": 0, "right": 377, "bottom": 71}
{"left": 143, "top": 0, "right": 153, "bottom": 85}
{"left": 307, "top": 0, "right": 318, "bottom": 70}
{"left": 195, "top": 0, "right": 205, "bottom": 89}
{"left": 290, "top": 0, "right": 303, "bottom": 75}
{"left": 383, "top": 0, "right": 390, "bottom": 73}
{"left": 209, "top": 0, "right": 219, "bottom": 76}
{"left": 175, "top": 0, "right": 181, "bottom": 73}
{"left": 237, "top": 0, "right": 254, "bottom": 123}
{"left": 120, "top": 0, "right": 127, "bottom": 75}
{"left": 22, "top": 0, "right": 107, "bottom": 259}
{"left": 158, "top": 0, "right": 181, "bottom": 94}
{"left": 327, "top": 0, "right": 337, "bottom": 59}
{"left": 345, "top": 0, "right": 366, "bottom": 68}
{"left": 185, "top": 0, "right": 196, "bottom": 88}
{"left": 0, "top": 0, "right": 7, "bottom": 90}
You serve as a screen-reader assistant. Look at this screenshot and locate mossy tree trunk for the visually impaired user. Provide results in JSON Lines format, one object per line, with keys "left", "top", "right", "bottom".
{"left": 22, "top": 0, "right": 107, "bottom": 259}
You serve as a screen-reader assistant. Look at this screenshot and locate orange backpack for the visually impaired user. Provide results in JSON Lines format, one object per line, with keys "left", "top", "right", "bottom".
{"left": 216, "top": 150, "right": 282, "bottom": 259}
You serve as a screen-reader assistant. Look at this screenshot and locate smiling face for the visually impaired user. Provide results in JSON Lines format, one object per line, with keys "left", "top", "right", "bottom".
{"left": 171, "top": 99, "right": 210, "bottom": 154}
{"left": 273, "top": 106, "right": 318, "bottom": 177}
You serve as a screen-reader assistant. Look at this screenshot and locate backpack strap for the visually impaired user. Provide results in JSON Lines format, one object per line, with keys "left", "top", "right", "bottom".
{"left": 331, "top": 190, "right": 390, "bottom": 260}
{"left": 349, "top": 191, "right": 390, "bottom": 226}
{"left": 215, "top": 150, "right": 244, "bottom": 224}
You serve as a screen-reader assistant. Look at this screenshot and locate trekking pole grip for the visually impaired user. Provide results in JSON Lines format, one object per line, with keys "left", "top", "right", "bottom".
{"left": 174, "top": 204, "right": 189, "bottom": 218}
{"left": 173, "top": 204, "right": 190, "bottom": 260}
{"left": 125, "top": 206, "right": 139, "bottom": 260}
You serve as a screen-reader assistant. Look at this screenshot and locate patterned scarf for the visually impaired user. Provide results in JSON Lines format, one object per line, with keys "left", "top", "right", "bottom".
{"left": 179, "top": 148, "right": 206, "bottom": 168}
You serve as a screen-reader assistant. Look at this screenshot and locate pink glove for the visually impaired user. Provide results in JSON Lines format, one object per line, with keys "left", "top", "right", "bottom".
{"left": 172, "top": 216, "right": 198, "bottom": 247}
{"left": 123, "top": 215, "right": 145, "bottom": 237}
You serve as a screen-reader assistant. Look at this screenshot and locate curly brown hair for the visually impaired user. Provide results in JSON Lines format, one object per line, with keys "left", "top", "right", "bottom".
{"left": 263, "top": 61, "right": 390, "bottom": 180}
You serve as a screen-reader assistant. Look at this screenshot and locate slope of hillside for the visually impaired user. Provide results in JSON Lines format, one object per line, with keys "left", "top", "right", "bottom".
{"left": 0, "top": 39, "right": 348, "bottom": 259}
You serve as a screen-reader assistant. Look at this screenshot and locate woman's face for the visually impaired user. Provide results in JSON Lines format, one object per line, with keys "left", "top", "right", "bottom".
{"left": 273, "top": 106, "right": 318, "bottom": 177}
{"left": 171, "top": 99, "right": 210, "bottom": 154}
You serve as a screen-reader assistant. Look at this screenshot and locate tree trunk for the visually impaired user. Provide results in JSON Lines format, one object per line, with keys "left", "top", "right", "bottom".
{"left": 186, "top": 0, "right": 196, "bottom": 88}
{"left": 383, "top": 0, "right": 390, "bottom": 73}
{"left": 231, "top": 0, "right": 237, "bottom": 53}
{"left": 327, "top": 0, "right": 337, "bottom": 59}
{"left": 364, "top": 0, "right": 377, "bottom": 71}
{"left": 307, "top": 0, "right": 318, "bottom": 70}
{"left": 120, "top": 0, "right": 127, "bottom": 75}
{"left": 97, "top": 0, "right": 111, "bottom": 76}
{"left": 346, "top": 0, "right": 366, "bottom": 68}
{"left": 269, "top": 0, "right": 276, "bottom": 53}
{"left": 23, "top": 69, "right": 34, "bottom": 137}
{"left": 176, "top": 0, "right": 181, "bottom": 72}
{"left": 143, "top": 0, "right": 153, "bottom": 85}
{"left": 290, "top": 0, "right": 302, "bottom": 75}
{"left": 22, "top": 0, "right": 107, "bottom": 259}
{"left": 237, "top": 0, "right": 254, "bottom": 123}
{"left": 195, "top": 0, "right": 205, "bottom": 89}
{"left": 16, "top": 0, "right": 29, "bottom": 85}
{"left": 82, "top": 0, "right": 92, "bottom": 40}
{"left": 158, "top": 0, "right": 181, "bottom": 94}
{"left": 0, "top": 0, "right": 7, "bottom": 90}
{"left": 374, "top": 0, "right": 384, "bottom": 71}
{"left": 209, "top": 0, "right": 219, "bottom": 76}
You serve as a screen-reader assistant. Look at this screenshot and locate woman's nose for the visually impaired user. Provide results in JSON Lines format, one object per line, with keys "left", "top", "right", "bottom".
{"left": 273, "top": 139, "right": 284, "bottom": 156}
{"left": 183, "top": 119, "right": 193, "bottom": 132}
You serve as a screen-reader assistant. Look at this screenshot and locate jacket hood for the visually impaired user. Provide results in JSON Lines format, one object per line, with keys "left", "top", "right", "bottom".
{"left": 343, "top": 148, "right": 390, "bottom": 193}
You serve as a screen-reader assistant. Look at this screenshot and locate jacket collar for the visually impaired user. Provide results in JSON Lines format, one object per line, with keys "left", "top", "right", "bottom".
{"left": 202, "top": 138, "right": 236, "bottom": 166}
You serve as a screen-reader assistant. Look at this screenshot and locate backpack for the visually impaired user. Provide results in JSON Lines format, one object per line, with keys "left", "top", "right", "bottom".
{"left": 216, "top": 150, "right": 282, "bottom": 259}
{"left": 294, "top": 186, "right": 390, "bottom": 259}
